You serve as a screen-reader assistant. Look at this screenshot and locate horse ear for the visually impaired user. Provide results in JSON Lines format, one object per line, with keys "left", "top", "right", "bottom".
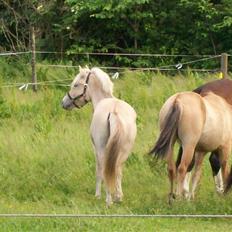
{"left": 79, "top": 65, "right": 83, "bottom": 73}
{"left": 85, "top": 65, "right": 89, "bottom": 70}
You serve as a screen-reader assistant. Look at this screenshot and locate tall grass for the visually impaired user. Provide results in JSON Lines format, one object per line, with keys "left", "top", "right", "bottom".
{"left": 0, "top": 58, "right": 231, "bottom": 230}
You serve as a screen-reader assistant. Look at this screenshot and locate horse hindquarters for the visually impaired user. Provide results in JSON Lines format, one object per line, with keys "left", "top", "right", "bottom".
{"left": 149, "top": 96, "right": 181, "bottom": 200}
{"left": 175, "top": 94, "right": 205, "bottom": 197}
{"left": 150, "top": 92, "right": 205, "bottom": 198}
{"left": 149, "top": 97, "right": 180, "bottom": 159}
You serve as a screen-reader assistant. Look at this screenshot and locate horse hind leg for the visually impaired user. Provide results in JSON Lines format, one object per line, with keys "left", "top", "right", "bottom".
{"left": 183, "top": 172, "right": 192, "bottom": 199}
{"left": 176, "top": 145, "right": 195, "bottom": 198}
{"left": 105, "top": 189, "right": 113, "bottom": 207}
{"left": 113, "top": 133, "right": 136, "bottom": 203}
{"left": 167, "top": 147, "right": 177, "bottom": 204}
{"left": 114, "top": 165, "right": 123, "bottom": 203}
{"left": 176, "top": 146, "right": 195, "bottom": 199}
{"left": 183, "top": 156, "right": 195, "bottom": 198}
{"left": 105, "top": 164, "right": 122, "bottom": 206}
{"left": 176, "top": 146, "right": 195, "bottom": 171}
{"left": 95, "top": 152, "right": 104, "bottom": 199}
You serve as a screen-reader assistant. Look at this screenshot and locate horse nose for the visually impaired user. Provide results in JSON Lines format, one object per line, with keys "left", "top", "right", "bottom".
{"left": 61, "top": 97, "right": 67, "bottom": 109}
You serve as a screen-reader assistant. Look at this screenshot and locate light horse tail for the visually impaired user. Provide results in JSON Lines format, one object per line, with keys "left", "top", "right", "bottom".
{"left": 104, "top": 112, "right": 124, "bottom": 193}
{"left": 149, "top": 99, "right": 181, "bottom": 159}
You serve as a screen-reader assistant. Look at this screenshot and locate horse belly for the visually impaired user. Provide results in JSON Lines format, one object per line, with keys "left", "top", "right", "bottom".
{"left": 90, "top": 113, "right": 110, "bottom": 151}
{"left": 196, "top": 135, "right": 221, "bottom": 152}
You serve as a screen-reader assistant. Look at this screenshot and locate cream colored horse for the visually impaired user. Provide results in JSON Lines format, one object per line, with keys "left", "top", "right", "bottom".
{"left": 62, "top": 66, "right": 137, "bottom": 206}
{"left": 149, "top": 91, "right": 232, "bottom": 202}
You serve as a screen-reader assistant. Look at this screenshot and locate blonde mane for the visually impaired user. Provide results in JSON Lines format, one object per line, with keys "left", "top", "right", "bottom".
{"left": 71, "top": 66, "right": 114, "bottom": 96}
{"left": 91, "top": 67, "right": 114, "bottom": 95}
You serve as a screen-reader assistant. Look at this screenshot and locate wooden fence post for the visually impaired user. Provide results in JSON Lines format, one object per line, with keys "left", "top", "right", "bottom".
{"left": 220, "top": 53, "right": 228, "bottom": 79}
{"left": 31, "top": 26, "right": 37, "bottom": 91}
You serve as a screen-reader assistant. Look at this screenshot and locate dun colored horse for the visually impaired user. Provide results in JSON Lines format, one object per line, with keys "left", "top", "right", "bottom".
{"left": 150, "top": 90, "right": 232, "bottom": 202}
{"left": 176, "top": 78, "right": 232, "bottom": 196}
{"left": 62, "top": 66, "right": 137, "bottom": 206}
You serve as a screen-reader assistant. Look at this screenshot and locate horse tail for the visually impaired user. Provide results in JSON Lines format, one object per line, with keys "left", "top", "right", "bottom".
{"left": 224, "top": 166, "right": 232, "bottom": 194}
{"left": 149, "top": 100, "right": 181, "bottom": 159}
{"left": 104, "top": 112, "right": 123, "bottom": 194}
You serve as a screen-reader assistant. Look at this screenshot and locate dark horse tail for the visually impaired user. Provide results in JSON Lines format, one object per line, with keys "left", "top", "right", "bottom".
{"left": 149, "top": 101, "right": 180, "bottom": 159}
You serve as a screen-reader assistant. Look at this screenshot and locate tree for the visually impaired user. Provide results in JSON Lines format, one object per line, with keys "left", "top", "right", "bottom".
{"left": 1, "top": 0, "right": 232, "bottom": 68}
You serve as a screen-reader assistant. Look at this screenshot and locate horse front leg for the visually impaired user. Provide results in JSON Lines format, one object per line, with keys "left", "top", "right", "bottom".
{"left": 209, "top": 152, "right": 224, "bottom": 194}
{"left": 218, "top": 146, "right": 230, "bottom": 192}
{"left": 95, "top": 152, "right": 104, "bottom": 199}
{"left": 167, "top": 150, "right": 176, "bottom": 204}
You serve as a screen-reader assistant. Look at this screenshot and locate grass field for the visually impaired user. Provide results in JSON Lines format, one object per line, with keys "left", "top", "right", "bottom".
{"left": 0, "top": 59, "right": 232, "bottom": 231}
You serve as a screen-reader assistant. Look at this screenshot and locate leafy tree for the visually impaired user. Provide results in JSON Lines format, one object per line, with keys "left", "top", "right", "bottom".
{"left": 1, "top": 0, "right": 232, "bottom": 67}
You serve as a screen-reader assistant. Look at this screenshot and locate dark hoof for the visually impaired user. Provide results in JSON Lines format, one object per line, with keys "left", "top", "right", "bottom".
{"left": 168, "top": 193, "right": 176, "bottom": 205}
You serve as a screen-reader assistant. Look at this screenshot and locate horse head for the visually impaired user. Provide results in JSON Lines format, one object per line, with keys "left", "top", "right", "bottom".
{"left": 62, "top": 66, "right": 91, "bottom": 110}
{"left": 62, "top": 66, "right": 114, "bottom": 110}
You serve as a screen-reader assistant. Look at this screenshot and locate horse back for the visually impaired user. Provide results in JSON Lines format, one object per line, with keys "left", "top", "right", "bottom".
{"left": 94, "top": 98, "right": 136, "bottom": 122}
{"left": 194, "top": 78, "right": 232, "bottom": 105}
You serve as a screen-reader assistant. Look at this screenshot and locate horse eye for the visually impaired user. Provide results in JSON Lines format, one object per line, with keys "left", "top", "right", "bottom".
{"left": 74, "top": 84, "right": 78, "bottom": 87}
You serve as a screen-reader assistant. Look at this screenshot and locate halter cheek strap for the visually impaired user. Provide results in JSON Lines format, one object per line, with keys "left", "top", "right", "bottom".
{"left": 67, "top": 72, "right": 91, "bottom": 108}
{"left": 67, "top": 92, "right": 81, "bottom": 108}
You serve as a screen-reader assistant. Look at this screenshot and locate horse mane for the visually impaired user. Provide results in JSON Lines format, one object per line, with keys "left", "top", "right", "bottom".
{"left": 91, "top": 67, "right": 114, "bottom": 95}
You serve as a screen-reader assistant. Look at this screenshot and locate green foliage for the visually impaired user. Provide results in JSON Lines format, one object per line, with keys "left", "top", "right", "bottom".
{"left": 1, "top": 0, "right": 232, "bottom": 68}
{"left": 63, "top": 0, "right": 232, "bottom": 59}
{"left": 0, "top": 95, "right": 11, "bottom": 119}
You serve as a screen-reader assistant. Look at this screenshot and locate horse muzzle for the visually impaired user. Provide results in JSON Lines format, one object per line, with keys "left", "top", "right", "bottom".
{"left": 61, "top": 95, "right": 75, "bottom": 110}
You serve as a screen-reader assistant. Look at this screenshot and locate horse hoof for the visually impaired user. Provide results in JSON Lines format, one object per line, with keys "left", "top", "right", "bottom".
{"left": 106, "top": 201, "right": 113, "bottom": 207}
{"left": 184, "top": 191, "right": 191, "bottom": 200}
{"left": 95, "top": 192, "right": 101, "bottom": 199}
{"left": 106, "top": 195, "right": 113, "bottom": 207}
{"left": 216, "top": 188, "right": 224, "bottom": 195}
{"left": 114, "top": 196, "right": 123, "bottom": 203}
{"left": 187, "top": 194, "right": 194, "bottom": 201}
{"left": 95, "top": 194, "right": 101, "bottom": 199}
{"left": 168, "top": 193, "right": 176, "bottom": 205}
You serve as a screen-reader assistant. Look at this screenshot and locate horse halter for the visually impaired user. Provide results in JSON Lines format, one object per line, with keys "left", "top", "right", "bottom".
{"left": 67, "top": 72, "right": 91, "bottom": 108}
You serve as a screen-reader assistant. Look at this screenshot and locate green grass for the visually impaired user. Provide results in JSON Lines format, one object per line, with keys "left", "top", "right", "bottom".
{"left": 0, "top": 59, "right": 231, "bottom": 230}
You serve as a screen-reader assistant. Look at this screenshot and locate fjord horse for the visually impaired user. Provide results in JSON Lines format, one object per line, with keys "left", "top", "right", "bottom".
{"left": 176, "top": 78, "right": 232, "bottom": 196}
{"left": 62, "top": 66, "right": 137, "bottom": 206}
{"left": 150, "top": 91, "right": 232, "bottom": 202}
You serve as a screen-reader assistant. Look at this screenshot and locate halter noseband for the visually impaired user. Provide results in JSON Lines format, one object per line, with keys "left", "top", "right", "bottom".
{"left": 67, "top": 72, "right": 91, "bottom": 108}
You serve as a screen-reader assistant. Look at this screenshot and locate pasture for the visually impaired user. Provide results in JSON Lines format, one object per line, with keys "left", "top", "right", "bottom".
{"left": 0, "top": 60, "right": 232, "bottom": 231}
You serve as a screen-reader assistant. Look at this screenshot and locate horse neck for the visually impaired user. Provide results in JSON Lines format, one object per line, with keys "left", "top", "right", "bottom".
{"left": 90, "top": 88, "right": 113, "bottom": 110}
